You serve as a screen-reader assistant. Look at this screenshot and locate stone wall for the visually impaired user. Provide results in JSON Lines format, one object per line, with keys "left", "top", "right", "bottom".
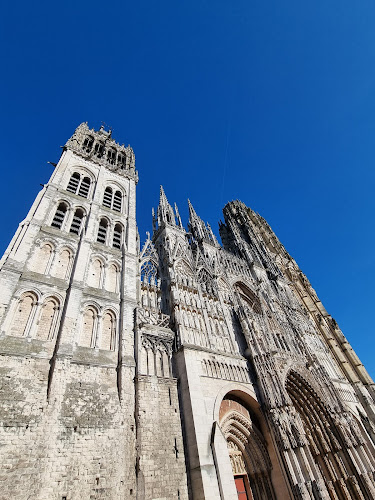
{"left": 136, "top": 375, "right": 189, "bottom": 500}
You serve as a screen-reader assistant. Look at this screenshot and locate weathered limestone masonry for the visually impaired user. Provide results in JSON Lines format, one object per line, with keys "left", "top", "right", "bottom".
{"left": 0, "top": 123, "right": 188, "bottom": 500}
{"left": 0, "top": 123, "right": 375, "bottom": 500}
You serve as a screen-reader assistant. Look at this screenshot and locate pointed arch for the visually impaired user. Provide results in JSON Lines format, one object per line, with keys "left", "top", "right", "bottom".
{"left": 219, "top": 395, "right": 277, "bottom": 500}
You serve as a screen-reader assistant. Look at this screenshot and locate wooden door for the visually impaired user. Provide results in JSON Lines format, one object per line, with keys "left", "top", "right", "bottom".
{"left": 235, "top": 476, "right": 250, "bottom": 500}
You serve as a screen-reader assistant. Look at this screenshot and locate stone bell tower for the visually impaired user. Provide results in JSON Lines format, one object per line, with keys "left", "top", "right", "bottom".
{"left": 0, "top": 123, "right": 139, "bottom": 499}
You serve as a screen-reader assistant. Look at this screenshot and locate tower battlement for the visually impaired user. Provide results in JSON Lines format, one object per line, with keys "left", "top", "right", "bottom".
{"left": 65, "top": 122, "right": 137, "bottom": 181}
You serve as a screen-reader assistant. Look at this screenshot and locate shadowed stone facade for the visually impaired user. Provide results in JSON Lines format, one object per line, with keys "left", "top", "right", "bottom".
{"left": 0, "top": 123, "right": 374, "bottom": 499}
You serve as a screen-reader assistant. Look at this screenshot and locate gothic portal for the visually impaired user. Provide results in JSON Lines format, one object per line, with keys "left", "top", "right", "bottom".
{"left": 0, "top": 123, "right": 374, "bottom": 500}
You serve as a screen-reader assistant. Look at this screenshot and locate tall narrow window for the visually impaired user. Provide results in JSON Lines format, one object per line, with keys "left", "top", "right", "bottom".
{"left": 88, "top": 259, "right": 103, "bottom": 288}
{"left": 66, "top": 173, "right": 80, "bottom": 194}
{"left": 97, "top": 218, "right": 108, "bottom": 244}
{"left": 113, "top": 224, "right": 122, "bottom": 249}
{"left": 103, "top": 187, "right": 113, "bottom": 208}
{"left": 80, "top": 307, "right": 97, "bottom": 347}
{"left": 10, "top": 292, "right": 37, "bottom": 337}
{"left": 117, "top": 154, "right": 126, "bottom": 169}
{"left": 107, "top": 149, "right": 116, "bottom": 165}
{"left": 113, "top": 191, "right": 122, "bottom": 212}
{"left": 82, "top": 135, "right": 94, "bottom": 153}
{"left": 94, "top": 142, "right": 104, "bottom": 158}
{"left": 31, "top": 243, "right": 53, "bottom": 274}
{"left": 78, "top": 177, "right": 91, "bottom": 198}
{"left": 101, "top": 311, "right": 116, "bottom": 350}
{"left": 105, "top": 263, "right": 119, "bottom": 293}
{"left": 70, "top": 208, "right": 84, "bottom": 235}
{"left": 53, "top": 249, "right": 72, "bottom": 280}
{"left": 35, "top": 298, "right": 59, "bottom": 341}
{"left": 51, "top": 202, "right": 68, "bottom": 229}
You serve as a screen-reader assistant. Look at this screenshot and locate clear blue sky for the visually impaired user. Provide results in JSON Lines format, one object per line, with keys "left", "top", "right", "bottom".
{"left": 1, "top": 1, "right": 374, "bottom": 377}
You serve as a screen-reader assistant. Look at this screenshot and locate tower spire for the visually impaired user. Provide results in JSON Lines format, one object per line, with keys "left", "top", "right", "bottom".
{"left": 188, "top": 199, "right": 218, "bottom": 245}
{"left": 157, "top": 186, "right": 176, "bottom": 227}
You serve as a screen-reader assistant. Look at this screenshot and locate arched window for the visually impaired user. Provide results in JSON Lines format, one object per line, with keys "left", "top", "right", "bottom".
{"left": 52, "top": 248, "right": 72, "bottom": 280}
{"left": 101, "top": 311, "right": 116, "bottom": 350}
{"left": 94, "top": 142, "right": 104, "bottom": 158}
{"left": 107, "top": 148, "right": 116, "bottom": 165}
{"left": 113, "top": 224, "right": 122, "bottom": 249}
{"left": 10, "top": 292, "right": 38, "bottom": 337}
{"left": 66, "top": 173, "right": 80, "bottom": 193}
{"left": 82, "top": 135, "right": 94, "bottom": 153}
{"left": 97, "top": 218, "right": 108, "bottom": 244}
{"left": 105, "top": 263, "right": 119, "bottom": 293}
{"left": 113, "top": 191, "right": 122, "bottom": 212}
{"left": 103, "top": 187, "right": 113, "bottom": 208}
{"left": 88, "top": 259, "right": 103, "bottom": 288}
{"left": 35, "top": 297, "right": 59, "bottom": 341}
{"left": 80, "top": 307, "right": 97, "bottom": 347}
{"left": 70, "top": 208, "right": 84, "bottom": 235}
{"left": 66, "top": 172, "right": 91, "bottom": 198}
{"left": 78, "top": 177, "right": 91, "bottom": 198}
{"left": 117, "top": 153, "right": 126, "bottom": 169}
{"left": 51, "top": 202, "right": 68, "bottom": 229}
{"left": 102, "top": 187, "right": 123, "bottom": 212}
{"left": 31, "top": 243, "right": 53, "bottom": 274}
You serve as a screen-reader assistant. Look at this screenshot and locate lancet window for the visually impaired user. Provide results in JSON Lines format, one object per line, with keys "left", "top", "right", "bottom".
{"left": 97, "top": 218, "right": 108, "bottom": 244}
{"left": 113, "top": 223, "right": 123, "bottom": 249}
{"left": 69, "top": 208, "right": 85, "bottom": 235}
{"left": 51, "top": 202, "right": 68, "bottom": 229}
{"left": 82, "top": 135, "right": 94, "bottom": 153}
{"left": 103, "top": 187, "right": 123, "bottom": 212}
{"left": 66, "top": 172, "right": 91, "bottom": 198}
{"left": 107, "top": 148, "right": 116, "bottom": 165}
{"left": 94, "top": 141, "right": 104, "bottom": 158}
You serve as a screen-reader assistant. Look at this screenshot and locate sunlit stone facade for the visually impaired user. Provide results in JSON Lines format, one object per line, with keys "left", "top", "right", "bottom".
{"left": 0, "top": 124, "right": 374, "bottom": 499}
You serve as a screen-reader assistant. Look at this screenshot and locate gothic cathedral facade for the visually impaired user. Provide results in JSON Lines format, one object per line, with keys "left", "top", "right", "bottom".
{"left": 0, "top": 123, "right": 374, "bottom": 500}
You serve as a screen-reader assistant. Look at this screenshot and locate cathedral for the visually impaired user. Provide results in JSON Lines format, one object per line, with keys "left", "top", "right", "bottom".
{"left": 0, "top": 123, "right": 375, "bottom": 500}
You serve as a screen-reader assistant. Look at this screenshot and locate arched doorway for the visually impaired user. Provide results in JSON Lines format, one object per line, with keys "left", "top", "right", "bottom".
{"left": 219, "top": 395, "right": 277, "bottom": 500}
{"left": 286, "top": 370, "right": 375, "bottom": 499}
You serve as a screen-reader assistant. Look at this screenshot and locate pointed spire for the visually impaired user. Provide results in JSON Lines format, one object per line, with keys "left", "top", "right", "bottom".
{"left": 174, "top": 203, "right": 183, "bottom": 227}
{"left": 157, "top": 186, "right": 176, "bottom": 227}
{"left": 187, "top": 199, "right": 206, "bottom": 242}
{"left": 188, "top": 199, "right": 219, "bottom": 246}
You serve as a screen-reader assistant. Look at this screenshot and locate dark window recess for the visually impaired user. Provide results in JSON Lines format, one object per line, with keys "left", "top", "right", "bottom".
{"left": 113, "top": 191, "right": 122, "bottom": 212}
{"left": 107, "top": 149, "right": 116, "bottom": 165}
{"left": 94, "top": 142, "right": 104, "bottom": 158}
{"left": 52, "top": 203, "right": 68, "bottom": 229}
{"left": 117, "top": 154, "right": 126, "bottom": 169}
{"left": 113, "top": 224, "right": 122, "bottom": 249}
{"left": 82, "top": 136, "right": 94, "bottom": 153}
{"left": 70, "top": 209, "right": 84, "bottom": 235}
{"left": 66, "top": 173, "right": 80, "bottom": 194}
{"left": 78, "top": 177, "right": 91, "bottom": 198}
{"left": 103, "top": 187, "right": 112, "bottom": 208}
{"left": 97, "top": 219, "right": 108, "bottom": 244}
